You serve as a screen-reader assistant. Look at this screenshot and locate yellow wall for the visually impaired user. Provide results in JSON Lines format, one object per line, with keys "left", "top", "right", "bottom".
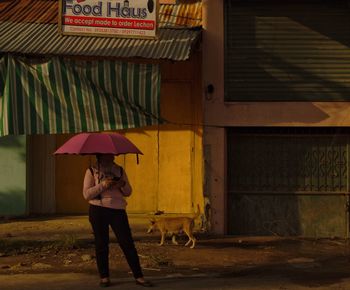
{"left": 55, "top": 53, "right": 203, "bottom": 215}
{"left": 55, "top": 134, "right": 92, "bottom": 213}
{"left": 115, "top": 129, "right": 159, "bottom": 213}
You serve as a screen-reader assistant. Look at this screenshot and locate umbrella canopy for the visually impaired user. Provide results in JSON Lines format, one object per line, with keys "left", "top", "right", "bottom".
{"left": 54, "top": 132, "right": 143, "bottom": 155}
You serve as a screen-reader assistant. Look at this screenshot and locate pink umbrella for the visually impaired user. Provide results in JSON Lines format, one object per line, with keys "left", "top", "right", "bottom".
{"left": 54, "top": 132, "right": 143, "bottom": 156}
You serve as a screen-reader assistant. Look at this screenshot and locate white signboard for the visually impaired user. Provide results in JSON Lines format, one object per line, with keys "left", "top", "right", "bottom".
{"left": 59, "top": 0, "right": 158, "bottom": 38}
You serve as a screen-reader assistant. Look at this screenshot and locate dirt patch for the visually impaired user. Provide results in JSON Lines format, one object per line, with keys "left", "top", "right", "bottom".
{"left": 1, "top": 215, "right": 350, "bottom": 287}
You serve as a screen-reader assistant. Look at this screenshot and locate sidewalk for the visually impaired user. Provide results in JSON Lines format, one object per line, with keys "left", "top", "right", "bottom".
{"left": 1, "top": 215, "right": 350, "bottom": 289}
{"left": 3, "top": 269, "right": 350, "bottom": 290}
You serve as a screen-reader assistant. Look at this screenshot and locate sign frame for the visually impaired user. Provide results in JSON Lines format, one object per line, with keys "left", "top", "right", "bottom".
{"left": 58, "top": 0, "right": 159, "bottom": 39}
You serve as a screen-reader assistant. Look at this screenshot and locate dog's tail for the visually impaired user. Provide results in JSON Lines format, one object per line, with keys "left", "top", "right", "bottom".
{"left": 194, "top": 204, "right": 201, "bottom": 219}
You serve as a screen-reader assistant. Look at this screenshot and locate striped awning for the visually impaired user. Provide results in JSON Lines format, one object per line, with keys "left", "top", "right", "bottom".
{"left": 0, "top": 55, "right": 160, "bottom": 136}
{"left": 0, "top": 22, "right": 201, "bottom": 61}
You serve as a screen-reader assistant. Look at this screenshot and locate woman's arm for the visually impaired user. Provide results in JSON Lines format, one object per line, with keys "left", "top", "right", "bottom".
{"left": 82, "top": 169, "right": 107, "bottom": 201}
{"left": 119, "top": 168, "right": 132, "bottom": 197}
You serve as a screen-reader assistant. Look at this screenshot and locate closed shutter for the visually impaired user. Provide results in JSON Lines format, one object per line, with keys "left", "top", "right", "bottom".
{"left": 227, "top": 127, "right": 350, "bottom": 237}
{"left": 225, "top": 0, "right": 350, "bottom": 101}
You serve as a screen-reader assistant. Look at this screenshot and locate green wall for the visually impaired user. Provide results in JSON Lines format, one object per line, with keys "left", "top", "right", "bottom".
{"left": 0, "top": 136, "right": 26, "bottom": 216}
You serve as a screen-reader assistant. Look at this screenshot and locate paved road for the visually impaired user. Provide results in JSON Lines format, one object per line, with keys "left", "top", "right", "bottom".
{"left": 1, "top": 272, "right": 350, "bottom": 290}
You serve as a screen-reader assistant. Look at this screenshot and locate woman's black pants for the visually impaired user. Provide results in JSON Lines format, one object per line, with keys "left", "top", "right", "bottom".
{"left": 89, "top": 204, "right": 143, "bottom": 279}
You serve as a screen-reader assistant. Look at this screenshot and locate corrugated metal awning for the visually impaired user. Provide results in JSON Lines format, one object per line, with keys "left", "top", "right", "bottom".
{"left": 0, "top": 0, "right": 202, "bottom": 28}
{"left": 0, "top": 55, "right": 161, "bottom": 136}
{"left": 0, "top": 0, "right": 202, "bottom": 60}
{"left": 0, "top": 22, "right": 201, "bottom": 61}
{"left": 159, "top": 2, "right": 202, "bottom": 28}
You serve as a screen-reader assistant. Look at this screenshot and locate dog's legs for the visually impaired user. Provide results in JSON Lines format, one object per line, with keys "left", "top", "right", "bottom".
{"left": 184, "top": 229, "right": 196, "bottom": 249}
{"left": 159, "top": 231, "right": 166, "bottom": 246}
{"left": 190, "top": 237, "right": 196, "bottom": 249}
{"left": 171, "top": 234, "right": 178, "bottom": 245}
{"left": 185, "top": 239, "right": 191, "bottom": 247}
{"left": 184, "top": 229, "right": 192, "bottom": 247}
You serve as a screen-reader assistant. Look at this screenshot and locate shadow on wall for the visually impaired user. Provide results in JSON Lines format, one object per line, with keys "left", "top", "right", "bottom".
{"left": 0, "top": 135, "right": 26, "bottom": 163}
{"left": 0, "top": 189, "right": 26, "bottom": 216}
{"left": 225, "top": 0, "right": 350, "bottom": 103}
{"left": 0, "top": 136, "right": 23, "bottom": 147}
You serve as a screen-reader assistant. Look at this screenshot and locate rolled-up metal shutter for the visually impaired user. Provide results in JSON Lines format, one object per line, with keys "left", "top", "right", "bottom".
{"left": 225, "top": 0, "right": 350, "bottom": 101}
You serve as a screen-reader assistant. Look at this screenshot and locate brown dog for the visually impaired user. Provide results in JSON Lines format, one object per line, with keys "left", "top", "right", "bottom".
{"left": 147, "top": 205, "right": 200, "bottom": 249}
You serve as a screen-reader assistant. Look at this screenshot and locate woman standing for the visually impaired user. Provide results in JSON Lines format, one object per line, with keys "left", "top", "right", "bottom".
{"left": 83, "top": 154, "right": 153, "bottom": 288}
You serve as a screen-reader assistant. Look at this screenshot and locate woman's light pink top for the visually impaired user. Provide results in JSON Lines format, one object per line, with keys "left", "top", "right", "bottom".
{"left": 83, "top": 163, "right": 132, "bottom": 210}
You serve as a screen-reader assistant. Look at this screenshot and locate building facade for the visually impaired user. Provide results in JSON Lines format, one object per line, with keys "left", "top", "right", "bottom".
{"left": 0, "top": 0, "right": 205, "bottom": 222}
{"left": 203, "top": 0, "right": 350, "bottom": 237}
{"left": 3, "top": 0, "right": 350, "bottom": 239}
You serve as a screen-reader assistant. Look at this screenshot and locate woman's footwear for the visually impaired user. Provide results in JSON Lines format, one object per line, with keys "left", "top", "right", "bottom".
{"left": 99, "top": 279, "right": 111, "bottom": 288}
{"left": 135, "top": 279, "right": 154, "bottom": 287}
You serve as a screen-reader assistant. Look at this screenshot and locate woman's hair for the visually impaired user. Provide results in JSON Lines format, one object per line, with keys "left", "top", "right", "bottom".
{"left": 96, "top": 154, "right": 114, "bottom": 163}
